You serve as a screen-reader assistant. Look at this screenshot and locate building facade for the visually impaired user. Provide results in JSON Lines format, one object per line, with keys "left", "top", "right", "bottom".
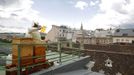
{"left": 46, "top": 25, "right": 74, "bottom": 42}
{"left": 112, "top": 29, "right": 134, "bottom": 44}
{"left": 46, "top": 25, "right": 134, "bottom": 45}
{"left": 89, "top": 29, "right": 113, "bottom": 44}
{"left": 90, "top": 37, "right": 112, "bottom": 44}
{"left": 75, "top": 24, "right": 91, "bottom": 44}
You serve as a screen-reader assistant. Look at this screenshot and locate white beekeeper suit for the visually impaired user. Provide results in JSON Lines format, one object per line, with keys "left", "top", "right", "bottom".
{"left": 25, "top": 23, "right": 41, "bottom": 41}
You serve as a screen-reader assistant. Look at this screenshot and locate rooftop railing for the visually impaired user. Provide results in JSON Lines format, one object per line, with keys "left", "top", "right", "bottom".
{"left": 0, "top": 41, "right": 84, "bottom": 75}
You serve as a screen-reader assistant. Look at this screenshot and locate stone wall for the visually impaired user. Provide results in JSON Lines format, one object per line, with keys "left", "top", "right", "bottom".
{"left": 84, "top": 44, "right": 134, "bottom": 75}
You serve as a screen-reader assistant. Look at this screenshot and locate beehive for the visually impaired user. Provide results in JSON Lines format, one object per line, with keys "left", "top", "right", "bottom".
{"left": 12, "top": 38, "right": 34, "bottom": 66}
{"left": 34, "top": 45, "right": 46, "bottom": 63}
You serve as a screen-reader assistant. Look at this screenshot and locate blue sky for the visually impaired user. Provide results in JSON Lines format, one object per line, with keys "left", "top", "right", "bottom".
{"left": 32, "top": 0, "right": 99, "bottom": 30}
{"left": 0, "top": 0, "right": 134, "bottom": 33}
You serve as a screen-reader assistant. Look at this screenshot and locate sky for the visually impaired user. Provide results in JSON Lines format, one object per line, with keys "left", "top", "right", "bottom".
{"left": 0, "top": 0, "right": 134, "bottom": 33}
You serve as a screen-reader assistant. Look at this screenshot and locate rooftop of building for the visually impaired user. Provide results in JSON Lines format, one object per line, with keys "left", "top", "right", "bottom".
{"left": 113, "top": 29, "right": 134, "bottom": 37}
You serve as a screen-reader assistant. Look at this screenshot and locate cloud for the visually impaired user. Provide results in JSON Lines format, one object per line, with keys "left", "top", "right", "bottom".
{"left": 88, "top": 0, "right": 134, "bottom": 29}
{"left": 89, "top": 0, "right": 99, "bottom": 7}
{"left": 0, "top": 17, "right": 32, "bottom": 33}
{"left": 0, "top": 0, "right": 41, "bottom": 33}
{"left": 75, "top": 1, "right": 88, "bottom": 10}
{"left": 0, "top": 0, "right": 35, "bottom": 19}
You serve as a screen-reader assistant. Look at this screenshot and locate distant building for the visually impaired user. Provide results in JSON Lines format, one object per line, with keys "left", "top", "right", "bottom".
{"left": 112, "top": 29, "right": 134, "bottom": 44}
{"left": 0, "top": 33, "right": 25, "bottom": 41}
{"left": 90, "top": 29, "right": 113, "bottom": 44}
{"left": 90, "top": 37, "right": 112, "bottom": 45}
{"left": 75, "top": 23, "right": 91, "bottom": 44}
{"left": 93, "top": 29, "right": 112, "bottom": 37}
{"left": 46, "top": 25, "right": 73, "bottom": 42}
{"left": 46, "top": 25, "right": 59, "bottom": 42}
{"left": 46, "top": 25, "right": 116, "bottom": 44}
{"left": 46, "top": 24, "right": 91, "bottom": 44}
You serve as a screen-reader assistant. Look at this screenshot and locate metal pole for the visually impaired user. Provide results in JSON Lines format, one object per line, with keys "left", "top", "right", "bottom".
{"left": 17, "top": 45, "right": 21, "bottom": 75}
{"left": 58, "top": 41, "right": 61, "bottom": 64}
{"left": 69, "top": 40, "right": 72, "bottom": 48}
{"left": 78, "top": 46, "right": 81, "bottom": 58}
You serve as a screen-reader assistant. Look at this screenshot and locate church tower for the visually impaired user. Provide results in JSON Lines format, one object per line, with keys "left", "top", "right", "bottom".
{"left": 80, "top": 22, "right": 84, "bottom": 49}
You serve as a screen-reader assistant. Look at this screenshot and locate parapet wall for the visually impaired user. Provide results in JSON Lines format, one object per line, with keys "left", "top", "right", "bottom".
{"left": 84, "top": 44, "right": 134, "bottom": 53}
{"left": 84, "top": 44, "right": 134, "bottom": 75}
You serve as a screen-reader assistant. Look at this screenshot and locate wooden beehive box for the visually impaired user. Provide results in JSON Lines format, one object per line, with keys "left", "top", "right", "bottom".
{"left": 12, "top": 38, "right": 34, "bottom": 66}
{"left": 34, "top": 45, "right": 46, "bottom": 63}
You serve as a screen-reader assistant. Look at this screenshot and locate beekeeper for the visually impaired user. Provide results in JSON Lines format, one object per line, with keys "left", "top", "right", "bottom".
{"left": 28, "top": 22, "right": 41, "bottom": 41}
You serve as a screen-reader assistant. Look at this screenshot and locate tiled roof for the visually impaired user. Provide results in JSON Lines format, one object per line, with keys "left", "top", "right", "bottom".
{"left": 113, "top": 29, "right": 134, "bottom": 37}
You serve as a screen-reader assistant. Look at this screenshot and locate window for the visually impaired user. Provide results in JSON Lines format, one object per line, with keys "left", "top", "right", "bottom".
{"left": 63, "top": 30, "right": 65, "bottom": 33}
{"left": 122, "top": 33, "right": 128, "bottom": 36}
{"left": 126, "top": 39, "right": 129, "bottom": 42}
{"left": 116, "top": 39, "right": 120, "bottom": 42}
{"left": 104, "top": 40, "right": 105, "bottom": 43}
{"left": 132, "top": 40, "right": 134, "bottom": 44}
{"left": 122, "top": 39, "right": 124, "bottom": 41}
{"left": 116, "top": 29, "right": 120, "bottom": 32}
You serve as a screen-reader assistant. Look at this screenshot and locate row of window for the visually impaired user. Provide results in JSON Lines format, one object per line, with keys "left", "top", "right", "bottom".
{"left": 59, "top": 34, "right": 65, "bottom": 37}
{"left": 60, "top": 29, "right": 68, "bottom": 33}
{"left": 116, "top": 39, "right": 129, "bottom": 42}
{"left": 96, "top": 40, "right": 111, "bottom": 44}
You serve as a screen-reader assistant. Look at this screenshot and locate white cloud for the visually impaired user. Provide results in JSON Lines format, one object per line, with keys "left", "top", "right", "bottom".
{"left": 75, "top": 1, "right": 88, "bottom": 10}
{"left": 0, "top": 17, "right": 31, "bottom": 33}
{"left": 88, "top": 0, "right": 134, "bottom": 29}
{"left": 89, "top": 0, "right": 99, "bottom": 7}
{"left": 0, "top": 0, "right": 44, "bottom": 33}
{"left": 0, "top": 0, "right": 35, "bottom": 19}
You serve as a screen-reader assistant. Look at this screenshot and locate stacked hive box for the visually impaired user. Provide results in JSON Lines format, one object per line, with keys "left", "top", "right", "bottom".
{"left": 12, "top": 38, "right": 46, "bottom": 66}
{"left": 32, "top": 40, "right": 46, "bottom": 63}
{"left": 34, "top": 45, "right": 46, "bottom": 63}
{"left": 12, "top": 38, "right": 34, "bottom": 66}
{"left": 7, "top": 38, "right": 47, "bottom": 75}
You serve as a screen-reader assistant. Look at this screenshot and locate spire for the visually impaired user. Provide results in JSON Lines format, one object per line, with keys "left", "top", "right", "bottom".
{"left": 80, "top": 22, "right": 83, "bottom": 30}
{"left": 80, "top": 22, "right": 84, "bottom": 49}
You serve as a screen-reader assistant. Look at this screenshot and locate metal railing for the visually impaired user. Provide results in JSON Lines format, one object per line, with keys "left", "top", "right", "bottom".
{"left": 0, "top": 41, "right": 84, "bottom": 75}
